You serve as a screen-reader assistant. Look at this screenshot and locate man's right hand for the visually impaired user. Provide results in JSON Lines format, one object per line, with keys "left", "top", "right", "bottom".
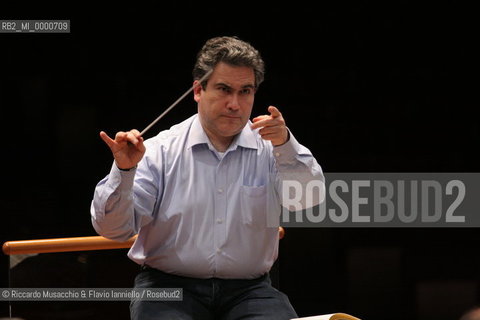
{"left": 99, "top": 129, "right": 146, "bottom": 170}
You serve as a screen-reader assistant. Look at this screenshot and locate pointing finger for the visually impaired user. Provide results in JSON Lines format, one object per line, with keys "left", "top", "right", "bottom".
{"left": 251, "top": 116, "right": 273, "bottom": 129}
{"left": 252, "top": 115, "right": 270, "bottom": 123}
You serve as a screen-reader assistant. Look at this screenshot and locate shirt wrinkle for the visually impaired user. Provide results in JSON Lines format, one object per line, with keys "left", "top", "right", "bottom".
{"left": 91, "top": 113, "right": 324, "bottom": 279}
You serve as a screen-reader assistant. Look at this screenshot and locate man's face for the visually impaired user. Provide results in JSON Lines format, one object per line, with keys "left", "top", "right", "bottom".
{"left": 194, "top": 62, "right": 255, "bottom": 142}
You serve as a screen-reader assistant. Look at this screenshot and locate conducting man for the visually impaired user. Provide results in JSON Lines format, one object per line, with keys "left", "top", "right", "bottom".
{"left": 91, "top": 36, "right": 324, "bottom": 320}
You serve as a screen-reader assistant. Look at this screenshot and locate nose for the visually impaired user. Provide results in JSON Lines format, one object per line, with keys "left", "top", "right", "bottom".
{"left": 227, "top": 93, "right": 240, "bottom": 111}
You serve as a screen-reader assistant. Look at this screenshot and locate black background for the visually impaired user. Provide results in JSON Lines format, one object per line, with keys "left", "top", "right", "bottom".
{"left": 1, "top": 1, "right": 479, "bottom": 319}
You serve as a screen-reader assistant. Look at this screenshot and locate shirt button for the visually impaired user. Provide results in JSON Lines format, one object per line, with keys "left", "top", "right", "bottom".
{"left": 275, "top": 152, "right": 281, "bottom": 157}
{"left": 216, "top": 248, "right": 222, "bottom": 254}
{"left": 216, "top": 218, "right": 223, "bottom": 224}
{"left": 218, "top": 188, "right": 223, "bottom": 193}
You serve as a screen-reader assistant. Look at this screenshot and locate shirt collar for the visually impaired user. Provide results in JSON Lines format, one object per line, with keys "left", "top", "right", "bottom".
{"left": 186, "top": 114, "right": 258, "bottom": 150}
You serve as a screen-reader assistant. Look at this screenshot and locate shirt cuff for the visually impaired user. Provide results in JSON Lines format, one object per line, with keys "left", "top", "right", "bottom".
{"left": 272, "top": 129, "right": 303, "bottom": 163}
{"left": 106, "top": 162, "right": 136, "bottom": 192}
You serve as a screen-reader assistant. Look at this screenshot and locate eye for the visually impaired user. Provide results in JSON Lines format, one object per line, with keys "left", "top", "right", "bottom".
{"left": 218, "top": 86, "right": 231, "bottom": 93}
{"left": 240, "top": 88, "right": 252, "bottom": 95}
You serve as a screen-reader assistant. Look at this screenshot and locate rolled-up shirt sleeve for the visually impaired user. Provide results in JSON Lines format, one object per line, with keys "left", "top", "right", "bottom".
{"left": 91, "top": 160, "right": 157, "bottom": 241}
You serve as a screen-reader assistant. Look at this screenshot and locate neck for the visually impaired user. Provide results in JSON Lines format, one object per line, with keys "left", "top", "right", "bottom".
{"left": 197, "top": 115, "right": 238, "bottom": 152}
{"left": 207, "top": 134, "right": 234, "bottom": 152}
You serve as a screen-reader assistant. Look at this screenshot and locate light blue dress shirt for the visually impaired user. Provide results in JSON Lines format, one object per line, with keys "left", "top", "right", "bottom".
{"left": 91, "top": 114, "right": 324, "bottom": 279}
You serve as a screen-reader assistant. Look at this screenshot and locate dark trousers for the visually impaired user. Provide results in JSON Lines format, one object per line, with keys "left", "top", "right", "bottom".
{"left": 130, "top": 266, "right": 298, "bottom": 320}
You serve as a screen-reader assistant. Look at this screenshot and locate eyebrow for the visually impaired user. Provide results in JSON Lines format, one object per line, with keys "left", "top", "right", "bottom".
{"left": 215, "top": 82, "right": 255, "bottom": 90}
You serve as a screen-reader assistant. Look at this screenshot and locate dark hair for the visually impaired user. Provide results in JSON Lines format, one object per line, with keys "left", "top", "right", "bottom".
{"left": 193, "top": 36, "right": 265, "bottom": 89}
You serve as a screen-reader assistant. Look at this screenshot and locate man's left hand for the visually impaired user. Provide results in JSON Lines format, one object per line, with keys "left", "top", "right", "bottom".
{"left": 251, "top": 106, "right": 289, "bottom": 146}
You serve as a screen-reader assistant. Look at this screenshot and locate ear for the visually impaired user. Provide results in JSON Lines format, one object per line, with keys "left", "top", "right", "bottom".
{"left": 193, "top": 80, "right": 202, "bottom": 103}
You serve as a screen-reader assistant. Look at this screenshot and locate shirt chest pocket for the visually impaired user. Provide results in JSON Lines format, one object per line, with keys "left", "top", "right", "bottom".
{"left": 240, "top": 185, "right": 267, "bottom": 230}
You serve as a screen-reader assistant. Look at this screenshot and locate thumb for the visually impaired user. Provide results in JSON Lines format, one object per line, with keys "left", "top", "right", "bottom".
{"left": 99, "top": 131, "right": 116, "bottom": 149}
{"left": 268, "top": 106, "right": 281, "bottom": 118}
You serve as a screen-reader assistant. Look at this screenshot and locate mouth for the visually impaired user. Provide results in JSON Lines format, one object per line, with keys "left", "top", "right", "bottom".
{"left": 221, "top": 115, "right": 241, "bottom": 119}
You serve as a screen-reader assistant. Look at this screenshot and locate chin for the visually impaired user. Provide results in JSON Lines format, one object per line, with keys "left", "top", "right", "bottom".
{"left": 218, "top": 126, "right": 244, "bottom": 138}
{"left": 219, "top": 121, "right": 246, "bottom": 133}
